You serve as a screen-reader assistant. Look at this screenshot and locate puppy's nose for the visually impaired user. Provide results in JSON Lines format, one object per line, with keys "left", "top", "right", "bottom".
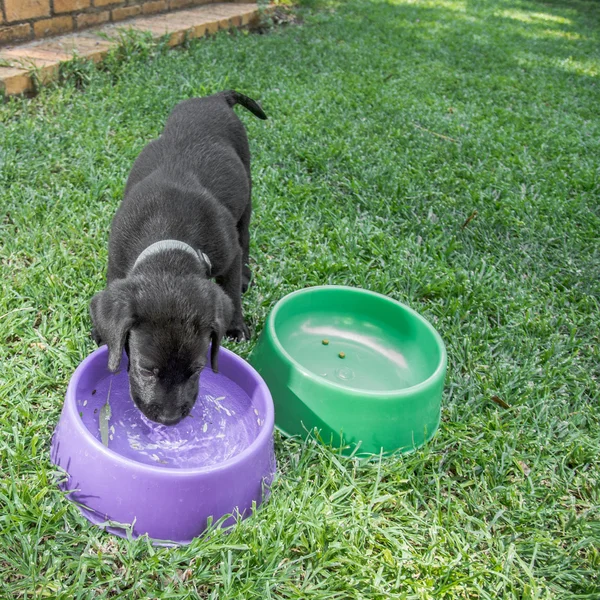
{"left": 139, "top": 403, "right": 176, "bottom": 425}
{"left": 151, "top": 403, "right": 191, "bottom": 426}
{"left": 163, "top": 404, "right": 192, "bottom": 424}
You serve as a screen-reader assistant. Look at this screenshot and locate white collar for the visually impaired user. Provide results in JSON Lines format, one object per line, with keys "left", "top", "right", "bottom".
{"left": 132, "top": 240, "right": 212, "bottom": 274}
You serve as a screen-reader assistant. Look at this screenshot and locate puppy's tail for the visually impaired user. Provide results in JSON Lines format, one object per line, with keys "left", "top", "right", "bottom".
{"left": 223, "top": 90, "right": 267, "bottom": 120}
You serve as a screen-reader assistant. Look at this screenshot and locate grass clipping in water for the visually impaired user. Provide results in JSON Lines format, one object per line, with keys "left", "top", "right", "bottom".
{"left": 99, "top": 378, "right": 113, "bottom": 447}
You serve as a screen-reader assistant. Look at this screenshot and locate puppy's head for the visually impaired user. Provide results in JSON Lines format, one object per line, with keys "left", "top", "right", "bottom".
{"left": 90, "top": 276, "right": 233, "bottom": 425}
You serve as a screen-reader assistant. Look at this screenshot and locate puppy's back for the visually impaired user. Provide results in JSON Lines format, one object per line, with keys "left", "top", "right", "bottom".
{"left": 124, "top": 93, "right": 250, "bottom": 199}
{"left": 163, "top": 94, "right": 250, "bottom": 162}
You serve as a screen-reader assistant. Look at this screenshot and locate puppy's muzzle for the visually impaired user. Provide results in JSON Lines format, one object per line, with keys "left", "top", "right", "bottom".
{"left": 133, "top": 395, "right": 192, "bottom": 426}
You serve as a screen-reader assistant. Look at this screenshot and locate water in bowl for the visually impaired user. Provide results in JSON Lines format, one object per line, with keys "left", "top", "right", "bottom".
{"left": 77, "top": 368, "right": 262, "bottom": 469}
{"left": 277, "top": 313, "right": 427, "bottom": 391}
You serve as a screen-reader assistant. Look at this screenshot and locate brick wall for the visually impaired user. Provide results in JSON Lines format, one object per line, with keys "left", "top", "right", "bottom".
{"left": 0, "top": 0, "right": 243, "bottom": 46}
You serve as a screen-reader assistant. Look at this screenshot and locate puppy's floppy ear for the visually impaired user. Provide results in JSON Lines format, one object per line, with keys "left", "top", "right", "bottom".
{"left": 89, "top": 279, "right": 136, "bottom": 373}
{"left": 210, "top": 291, "right": 233, "bottom": 373}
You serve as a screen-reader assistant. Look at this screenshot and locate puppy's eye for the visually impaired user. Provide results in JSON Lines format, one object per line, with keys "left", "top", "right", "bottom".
{"left": 140, "top": 367, "right": 158, "bottom": 378}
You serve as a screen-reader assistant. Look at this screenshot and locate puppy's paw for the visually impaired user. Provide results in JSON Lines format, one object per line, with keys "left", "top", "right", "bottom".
{"left": 227, "top": 321, "right": 251, "bottom": 342}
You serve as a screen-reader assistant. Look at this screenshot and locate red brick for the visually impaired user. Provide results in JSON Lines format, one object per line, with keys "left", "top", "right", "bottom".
{"left": 0, "top": 46, "right": 72, "bottom": 61}
{"left": 229, "top": 13, "right": 242, "bottom": 27}
{"left": 93, "top": 0, "right": 121, "bottom": 7}
{"left": 5, "top": 0, "right": 50, "bottom": 22}
{"left": 0, "top": 23, "right": 32, "bottom": 45}
{"left": 165, "top": 30, "right": 185, "bottom": 46}
{"left": 42, "top": 35, "right": 115, "bottom": 62}
{"left": 209, "top": 4, "right": 254, "bottom": 16}
{"left": 197, "top": 9, "right": 234, "bottom": 30}
{"left": 54, "top": 0, "right": 92, "bottom": 13}
{"left": 168, "top": 0, "right": 214, "bottom": 14}
{"left": 240, "top": 7, "right": 260, "bottom": 26}
{"left": 33, "top": 16, "right": 74, "bottom": 38}
{"left": 76, "top": 11, "right": 110, "bottom": 29}
{"left": 124, "top": 18, "right": 181, "bottom": 45}
{"left": 0, "top": 51, "right": 59, "bottom": 84}
{"left": 143, "top": 1, "right": 168, "bottom": 15}
{"left": 111, "top": 6, "right": 142, "bottom": 21}
{"left": 0, "top": 66, "right": 33, "bottom": 95}
{"left": 149, "top": 9, "right": 215, "bottom": 35}
{"left": 169, "top": 0, "right": 194, "bottom": 9}
{"left": 33, "top": 61, "right": 61, "bottom": 84}
{"left": 190, "top": 21, "right": 207, "bottom": 37}
{"left": 204, "top": 19, "right": 220, "bottom": 34}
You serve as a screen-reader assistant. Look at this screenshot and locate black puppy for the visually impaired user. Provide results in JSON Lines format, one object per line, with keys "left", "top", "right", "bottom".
{"left": 90, "top": 90, "right": 266, "bottom": 426}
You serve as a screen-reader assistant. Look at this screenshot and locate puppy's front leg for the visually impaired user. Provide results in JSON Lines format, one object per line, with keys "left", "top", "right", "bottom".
{"left": 237, "top": 202, "right": 253, "bottom": 294}
{"left": 219, "top": 251, "right": 250, "bottom": 341}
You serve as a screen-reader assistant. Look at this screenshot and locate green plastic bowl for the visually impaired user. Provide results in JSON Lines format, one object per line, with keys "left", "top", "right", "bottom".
{"left": 249, "top": 286, "right": 447, "bottom": 455}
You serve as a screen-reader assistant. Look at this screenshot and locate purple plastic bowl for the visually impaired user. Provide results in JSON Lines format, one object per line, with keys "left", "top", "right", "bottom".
{"left": 51, "top": 345, "right": 276, "bottom": 545}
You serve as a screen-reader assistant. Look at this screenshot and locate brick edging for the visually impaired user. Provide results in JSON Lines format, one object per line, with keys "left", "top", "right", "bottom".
{"left": 0, "top": 0, "right": 256, "bottom": 47}
{"left": 0, "top": 3, "right": 269, "bottom": 96}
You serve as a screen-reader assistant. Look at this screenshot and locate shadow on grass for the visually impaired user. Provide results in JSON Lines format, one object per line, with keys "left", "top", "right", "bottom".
{"left": 358, "top": 0, "right": 600, "bottom": 87}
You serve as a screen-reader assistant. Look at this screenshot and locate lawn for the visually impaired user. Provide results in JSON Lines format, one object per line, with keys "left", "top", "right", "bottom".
{"left": 1, "top": 0, "right": 599, "bottom": 597}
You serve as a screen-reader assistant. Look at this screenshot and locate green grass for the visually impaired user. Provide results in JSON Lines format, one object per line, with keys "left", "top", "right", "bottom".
{"left": 1, "top": 0, "right": 600, "bottom": 597}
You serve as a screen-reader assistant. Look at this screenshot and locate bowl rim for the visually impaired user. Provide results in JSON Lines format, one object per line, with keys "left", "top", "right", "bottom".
{"left": 62, "top": 345, "right": 275, "bottom": 477}
{"left": 265, "top": 285, "right": 447, "bottom": 398}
